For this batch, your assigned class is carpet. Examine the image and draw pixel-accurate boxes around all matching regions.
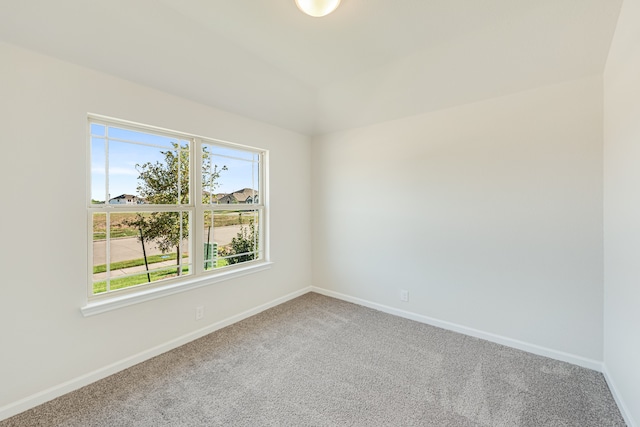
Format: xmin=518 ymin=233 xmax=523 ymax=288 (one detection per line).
xmin=1 ymin=293 xmax=626 ymax=426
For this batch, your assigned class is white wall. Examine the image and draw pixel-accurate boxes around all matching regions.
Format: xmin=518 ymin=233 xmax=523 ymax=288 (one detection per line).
xmin=312 ymin=76 xmax=604 ymax=362
xmin=0 ymin=42 xmax=311 ymax=414
xmin=604 ymin=0 xmax=640 ymax=424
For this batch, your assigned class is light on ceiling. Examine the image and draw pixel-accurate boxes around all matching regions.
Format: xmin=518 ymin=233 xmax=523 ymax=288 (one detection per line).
xmin=295 ymin=0 xmax=341 ymax=17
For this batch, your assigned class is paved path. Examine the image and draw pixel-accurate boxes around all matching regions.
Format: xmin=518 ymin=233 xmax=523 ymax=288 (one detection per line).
xmin=93 ymin=224 xmax=243 ymax=265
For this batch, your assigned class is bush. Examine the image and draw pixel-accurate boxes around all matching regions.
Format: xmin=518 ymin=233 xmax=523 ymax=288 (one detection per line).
xmin=220 ymin=217 xmax=258 ymax=264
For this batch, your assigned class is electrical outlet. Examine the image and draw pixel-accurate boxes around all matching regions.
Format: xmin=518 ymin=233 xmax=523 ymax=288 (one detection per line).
xmin=195 ymin=306 xmax=204 ymax=320
xmin=400 ymin=290 xmax=409 ymax=302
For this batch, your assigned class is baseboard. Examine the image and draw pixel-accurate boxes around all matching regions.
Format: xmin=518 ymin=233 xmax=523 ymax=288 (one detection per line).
xmin=603 ymin=364 xmax=638 ymax=427
xmin=0 ymin=286 xmax=312 ymax=422
xmin=310 ymin=287 xmax=603 ymax=372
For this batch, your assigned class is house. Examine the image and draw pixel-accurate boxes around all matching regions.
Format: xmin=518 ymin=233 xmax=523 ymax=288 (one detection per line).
xmin=108 ymin=194 xmax=144 ymax=205
xmin=215 ymin=188 xmax=258 ymax=204
xmin=1 ymin=1 xmax=639 ymax=425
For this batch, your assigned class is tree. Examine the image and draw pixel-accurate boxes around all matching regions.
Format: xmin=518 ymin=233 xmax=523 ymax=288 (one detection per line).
xmin=129 ymin=143 xmax=226 ymax=276
xmin=136 ymin=142 xmax=190 ymax=205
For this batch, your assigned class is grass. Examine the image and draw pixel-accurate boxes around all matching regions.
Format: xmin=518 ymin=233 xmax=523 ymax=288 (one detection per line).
xmin=93 ymin=253 xmax=186 ymax=274
xmin=93 ymin=229 xmax=139 ymax=239
xmin=93 ymin=257 xmax=229 ymax=294
xmin=93 ymin=266 xmax=190 ymax=294
xmin=206 ymin=257 xmax=229 ymax=271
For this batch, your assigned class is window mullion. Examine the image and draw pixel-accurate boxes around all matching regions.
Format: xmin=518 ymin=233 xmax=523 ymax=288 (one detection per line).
xmin=194 ymin=138 xmax=204 ymax=275
xmin=104 ymin=128 xmax=110 ymax=204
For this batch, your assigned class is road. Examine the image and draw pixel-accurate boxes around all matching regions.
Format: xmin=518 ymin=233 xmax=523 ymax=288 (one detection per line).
xmin=93 ymin=224 xmax=243 ymax=265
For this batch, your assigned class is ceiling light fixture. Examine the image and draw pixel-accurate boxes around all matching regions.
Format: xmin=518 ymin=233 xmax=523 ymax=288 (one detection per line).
xmin=295 ymin=0 xmax=341 ymax=17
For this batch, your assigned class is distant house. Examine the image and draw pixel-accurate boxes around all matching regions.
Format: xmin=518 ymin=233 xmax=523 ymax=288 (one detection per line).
xmin=203 ymin=191 xmax=226 ymax=204
xmin=216 ymin=188 xmax=258 ymax=204
xmin=109 ymin=194 xmax=145 ymax=205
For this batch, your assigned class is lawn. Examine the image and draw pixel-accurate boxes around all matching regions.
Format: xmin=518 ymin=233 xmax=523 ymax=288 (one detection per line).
xmin=93 ymin=266 xmax=190 ymax=294
xmin=93 ymin=253 xmax=185 ymax=274
xmin=93 ymin=256 xmax=229 ymax=294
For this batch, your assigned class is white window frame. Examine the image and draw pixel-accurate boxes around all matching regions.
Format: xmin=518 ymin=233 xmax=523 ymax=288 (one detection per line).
xmin=82 ymin=115 xmax=270 ymax=316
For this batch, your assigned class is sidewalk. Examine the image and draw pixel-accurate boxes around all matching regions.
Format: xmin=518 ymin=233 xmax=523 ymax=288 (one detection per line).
xmin=93 ymin=224 xmax=241 ymax=265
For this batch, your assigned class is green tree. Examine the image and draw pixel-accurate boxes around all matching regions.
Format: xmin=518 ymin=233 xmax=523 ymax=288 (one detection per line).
xmin=137 ymin=142 xmax=190 ymax=205
xmin=130 ymin=143 xmax=226 ymax=276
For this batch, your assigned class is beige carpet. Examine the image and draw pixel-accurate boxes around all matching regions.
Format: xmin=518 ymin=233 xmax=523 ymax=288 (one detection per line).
xmin=1 ymin=293 xmax=626 ymax=426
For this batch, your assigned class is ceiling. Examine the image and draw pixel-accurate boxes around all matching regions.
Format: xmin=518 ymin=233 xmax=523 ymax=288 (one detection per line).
xmin=0 ymin=0 xmax=623 ymax=135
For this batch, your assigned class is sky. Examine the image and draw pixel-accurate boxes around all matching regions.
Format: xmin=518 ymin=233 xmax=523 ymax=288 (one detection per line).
xmin=91 ymin=123 xmax=259 ymax=202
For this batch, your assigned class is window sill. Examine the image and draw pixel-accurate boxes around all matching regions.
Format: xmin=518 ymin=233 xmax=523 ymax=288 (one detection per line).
xmin=81 ymin=262 xmax=273 ymax=317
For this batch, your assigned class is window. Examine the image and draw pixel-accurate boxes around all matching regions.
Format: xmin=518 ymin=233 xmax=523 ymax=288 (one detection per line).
xmin=88 ymin=116 xmax=267 ymax=302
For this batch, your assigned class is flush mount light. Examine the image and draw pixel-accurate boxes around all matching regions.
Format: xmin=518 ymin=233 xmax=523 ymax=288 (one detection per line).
xmin=295 ymin=0 xmax=341 ymax=17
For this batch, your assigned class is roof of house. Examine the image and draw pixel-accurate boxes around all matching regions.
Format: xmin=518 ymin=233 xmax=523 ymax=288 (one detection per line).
xmin=110 ymin=194 xmax=138 ymax=200
xmin=230 ymin=188 xmax=258 ymax=202
xmin=215 ymin=189 xmax=258 ymax=203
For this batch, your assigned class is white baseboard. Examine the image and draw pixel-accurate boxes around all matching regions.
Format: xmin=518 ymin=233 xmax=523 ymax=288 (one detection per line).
xmin=310 ymin=287 xmax=604 ymax=372
xmin=602 ymin=364 xmax=638 ymax=427
xmin=0 ymin=286 xmax=312 ymax=422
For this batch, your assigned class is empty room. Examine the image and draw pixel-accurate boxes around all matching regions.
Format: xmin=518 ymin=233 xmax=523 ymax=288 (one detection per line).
xmin=1 ymin=0 xmax=638 ymax=425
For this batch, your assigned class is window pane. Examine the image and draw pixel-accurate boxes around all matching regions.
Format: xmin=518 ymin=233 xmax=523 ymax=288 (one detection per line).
xmin=207 ymin=145 xmax=255 ymax=162
xmin=91 ymin=123 xmax=105 ymax=137
xmin=92 ymin=213 xmax=107 ymax=293
xmin=107 ymin=126 xmax=186 ymax=149
xmin=203 ymin=144 xmax=259 ymax=205
xmin=91 ymin=137 xmax=107 ymax=203
xmin=207 ymin=210 xmax=260 ymax=269
xmin=203 ymin=210 xmax=218 ymax=270
xmin=92 ymin=211 xmax=191 ymax=294
xmin=202 ymin=145 xmax=228 ymax=205
xmin=107 ymin=140 xmax=189 ymax=205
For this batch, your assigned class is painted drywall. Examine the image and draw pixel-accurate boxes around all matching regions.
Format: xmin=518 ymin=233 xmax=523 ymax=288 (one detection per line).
xmin=0 ymin=42 xmax=311 ymax=412
xmin=312 ymin=76 xmax=604 ymax=361
xmin=315 ymin=0 xmax=622 ymax=135
xmin=603 ymin=0 xmax=640 ymax=424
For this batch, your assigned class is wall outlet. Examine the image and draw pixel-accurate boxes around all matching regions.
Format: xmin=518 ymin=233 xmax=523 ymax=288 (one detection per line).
xmin=195 ymin=306 xmax=204 ymax=320
xmin=400 ymin=290 xmax=409 ymax=302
